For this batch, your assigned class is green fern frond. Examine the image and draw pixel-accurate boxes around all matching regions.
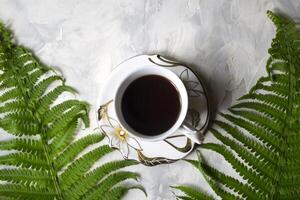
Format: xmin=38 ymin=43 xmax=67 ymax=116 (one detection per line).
xmin=172 ymin=186 xmax=214 ymax=200
xmin=250 ymin=82 xmax=289 ymax=97
xmin=0 ymin=168 xmax=50 ymax=186
xmin=200 ymin=143 xmax=270 ymax=193
xmin=54 ymin=134 xmax=104 ymax=169
xmin=64 ymin=160 xmax=138 ymax=199
xmin=0 ymin=88 xmax=21 ymax=102
xmin=36 ymin=85 xmax=76 ymax=114
xmin=0 ymin=184 xmax=56 ymax=199
xmin=83 ymin=171 xmax=140 ymax=200
xmin=175 ymin=11 xmax=300 ymax=200
xmin=27 ymin=68 xmax=47 ymax=86
xmin=209 ymin=130 xmax=277 ymax=179
xmin=3 ymin=110 xmax=36 ymax=122
xmin=231 ymin=101 xmax=285 ymax=120
xmin=175 ymin=196 xmax=195 ymax=200
xmin=95 ymin=185 xmax=146 ymax=200
xmin=59 ymin=146 xmax=114 ymax=190
xmin=43 ymin=99 xmax=88 ymax=124
xmin=0 ymin=138 xmax=43 ymax=155
xmin=193 ymin=156 xmax=239 ymax=200
xmin=29 ymin=75 xmax=63 ymax=101
xmin=46 ymin=106 xmax=88 ymax=138
xmin=0 ymin=20 xmax=144 ymax=200
xmin=228 ymin=109 xmax=283 ymax=138
xmin=0 ymin=22 xmax=13 ymax=47
xmin=0 ymin=100 xmax=29 ymax=114
xmin=239 ymin=93 xmax=288 ymax=109
xmin=217 ymin=116 xmax=282 ymax=149
xmin=49 ymin=119 xmax=78 ymax=156
xmin=0 ymin=77 xmax=15 ymax=89
xmin=0 ymin=152 xmax=48 ymax=169
xmin=1 ymin=121 xmax=39 ymax=136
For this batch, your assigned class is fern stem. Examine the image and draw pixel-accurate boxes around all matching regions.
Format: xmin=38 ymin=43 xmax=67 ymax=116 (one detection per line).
xmin=270 ymin=26 xmax=297 ymax=199
xmin=7 ymin=47 xmax=64 ymax=199
xmin=41 ymin=135 xmax=64 ymax=200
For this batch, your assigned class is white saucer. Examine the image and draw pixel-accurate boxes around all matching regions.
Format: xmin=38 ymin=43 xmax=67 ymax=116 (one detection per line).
xmin=96 ymin=55 xmax=209 ymax=166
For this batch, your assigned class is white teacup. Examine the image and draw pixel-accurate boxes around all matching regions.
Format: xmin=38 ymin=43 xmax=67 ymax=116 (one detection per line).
xmin=114 ymin=65 xmax=202 ymax=144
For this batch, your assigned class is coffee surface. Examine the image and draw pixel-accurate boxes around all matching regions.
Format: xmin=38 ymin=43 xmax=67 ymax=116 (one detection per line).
xmin=121 ymin=75 xmax=181 ymax=136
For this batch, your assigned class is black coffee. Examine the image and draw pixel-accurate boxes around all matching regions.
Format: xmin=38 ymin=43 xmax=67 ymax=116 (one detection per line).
xmin=121 ymin=75 xmax=181 ymax=136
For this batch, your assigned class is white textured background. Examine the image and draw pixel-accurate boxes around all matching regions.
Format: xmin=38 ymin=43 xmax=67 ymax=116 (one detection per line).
xmin=0 ymin=0 xmax=300 ymax=199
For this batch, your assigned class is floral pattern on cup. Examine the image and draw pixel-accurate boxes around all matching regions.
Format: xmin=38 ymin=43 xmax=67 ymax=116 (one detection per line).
xmin=179 ymin=69 xmax=204 ymax=97
xmin=98 ymin=101 xmax=142 ymax=159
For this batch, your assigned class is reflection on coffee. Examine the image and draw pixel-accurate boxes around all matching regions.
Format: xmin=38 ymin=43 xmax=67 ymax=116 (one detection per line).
xmin=121 ymin=75 xmax=181 ymax=136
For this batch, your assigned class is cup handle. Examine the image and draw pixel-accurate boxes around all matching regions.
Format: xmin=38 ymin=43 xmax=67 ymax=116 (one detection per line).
xmin=178 ymin=121 xmax=203 ymax=144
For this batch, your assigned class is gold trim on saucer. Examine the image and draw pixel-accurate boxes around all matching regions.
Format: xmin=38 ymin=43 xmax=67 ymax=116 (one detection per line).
xmin=164 ymin=135 xmax=192 ymax=153
xmin=137 ymin=150 xmax=177 ymax=166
